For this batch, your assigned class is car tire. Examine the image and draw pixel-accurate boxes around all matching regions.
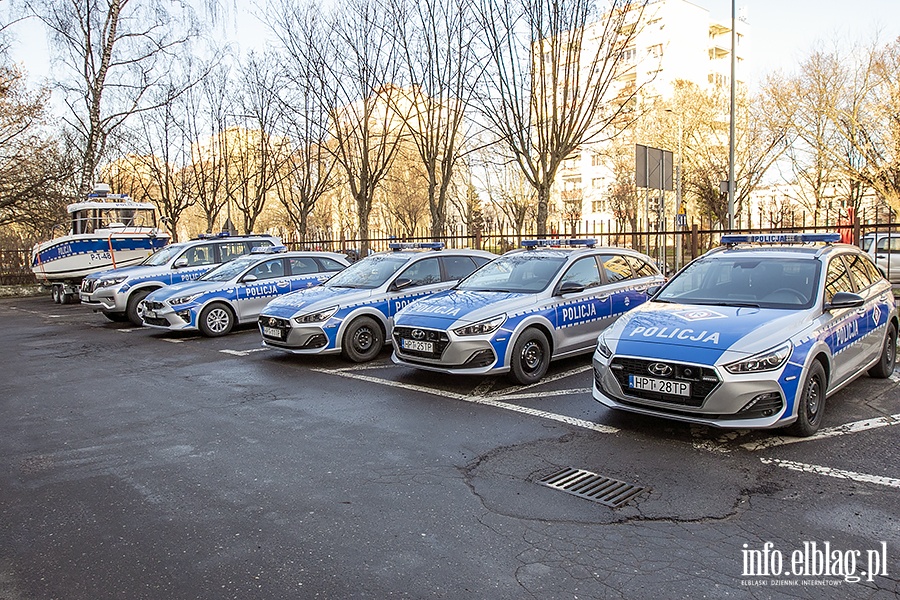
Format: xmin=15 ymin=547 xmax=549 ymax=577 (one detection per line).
xmin=509 ymin=328 xmax=550 ymax=385
xmin=102 ymin=311 xmax=129 ymax=323
xmin=51 ymin=285 xmax=61 ymax=304
xmin=868 ymin=322 xmax=897 ymax=379
xmin=126 ymin=289 xmax=151 ymax=326
xmin=341 ymin=316 xmax=383 ymax=363
xmin=787 ymin=360 xmax=827 ymax=437
xmin=198 ymin=303 xmax=235 ymax=337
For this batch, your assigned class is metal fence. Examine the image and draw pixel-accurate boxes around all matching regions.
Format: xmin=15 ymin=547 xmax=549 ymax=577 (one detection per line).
xmin=3 ymin=218 xmax=893 ymax=285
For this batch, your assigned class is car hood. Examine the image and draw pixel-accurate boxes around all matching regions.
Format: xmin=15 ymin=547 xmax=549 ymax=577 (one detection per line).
xmin=605 ymin=301 xmax=812 ymax=364
xmin=395 ymin=290 xmax=538 ymax=327
xmin=87 ymin=263 xmax=163 ymax=281
xmin=260 ymin=285 xmax=375 ymax=319
xmin=146 ymin=280 xmax=227 ymax=302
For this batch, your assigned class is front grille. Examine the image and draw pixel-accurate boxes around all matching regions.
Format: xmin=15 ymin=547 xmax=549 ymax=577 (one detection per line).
xmin=393 ymin=327 xmax=450 ymax=359
xmin=609 ymin=357 xmax=719 ymax=407
xmin=144 ymin=301 xmax=165 ymax=311
xmin=143 ymin=316 xmax=169 ymax=327
xmin=81 ymin=279 xmax=99 ymax=293
xmin=259 ymin=316 xmax=290 ymax=329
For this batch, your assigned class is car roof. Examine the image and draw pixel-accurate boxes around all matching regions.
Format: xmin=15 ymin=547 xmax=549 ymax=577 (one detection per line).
xmin=504 ymin=246 xmax=650 ymax=259
xmin=371 ymin=248 xmax=494 ymax=258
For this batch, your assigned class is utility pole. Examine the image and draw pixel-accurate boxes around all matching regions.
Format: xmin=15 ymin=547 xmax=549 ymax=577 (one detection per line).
xmin=727 ymin=0 xmax=737 ymax=230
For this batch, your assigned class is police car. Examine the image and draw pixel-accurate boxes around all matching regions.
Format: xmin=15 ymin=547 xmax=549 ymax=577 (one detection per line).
xmin=257 ymin=243 xmax=495 ymax=362
xmin=80 ymin=233 xmax=279 ymax=325
xmin=391 ymin=239 xmax=665 ymax=384
xmin=140 ymin=247 xmax=349 ymax=337
xmin=592 ymin=233 xmax=898 ymax=436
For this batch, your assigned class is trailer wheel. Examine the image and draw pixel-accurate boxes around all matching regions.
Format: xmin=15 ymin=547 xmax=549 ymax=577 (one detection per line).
xmin=51 ymin=285 xmax=61 ymax=304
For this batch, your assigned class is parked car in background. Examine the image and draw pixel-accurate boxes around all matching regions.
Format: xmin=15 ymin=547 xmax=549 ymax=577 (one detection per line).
xmin=80 ymin=233 xmax=279 ymax=325
xmin=141 ymin=247 xmax=349 ymax=337
xmin=861 ymin=232 xmax=900 ymax=284
xmin=391 ymin=239 xmax=665 ymax=384
xmin=258 ymin=243 xmax=495 ymax=362
xmin=593 ymin=233 xmax=898 ymax=436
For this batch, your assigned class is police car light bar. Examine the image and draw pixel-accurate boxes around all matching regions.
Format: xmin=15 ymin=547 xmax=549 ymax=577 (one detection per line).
xmin=388 ymin=242 xmax=444 ymax=251
xmin=251 ymin=245 xmax=287 ymax=254
xmin=720 ymin=233 xmax=841 ymax=245
xmin=521 ymin=238 xmax=597 ymax=249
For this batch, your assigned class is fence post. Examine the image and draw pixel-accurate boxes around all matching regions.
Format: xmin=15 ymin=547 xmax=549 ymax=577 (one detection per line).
xmin=691 ymin=223 xmax=699 ymax=261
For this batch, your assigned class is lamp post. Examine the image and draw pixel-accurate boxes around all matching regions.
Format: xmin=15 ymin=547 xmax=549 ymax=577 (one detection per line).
xmin=666 ymin=108 xmax=683 ymax=267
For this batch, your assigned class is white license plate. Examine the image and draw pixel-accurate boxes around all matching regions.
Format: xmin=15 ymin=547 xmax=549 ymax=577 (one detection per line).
xmin=401 ymin=339 xmax=433 ymax=352
xmin=628 ymin=375 xmax=691 ymax=397
xmin=262 ymin=326 xmax=283 ymax=339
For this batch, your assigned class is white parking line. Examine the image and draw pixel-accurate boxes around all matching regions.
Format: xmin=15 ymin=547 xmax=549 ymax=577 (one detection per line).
xmin=497 ymin=387 xmax=591 ymax=401
xmin=117 ymin=328 xmax=137 ymax=333
xmin=220 ymin=348 xmax=269 ymax=357
xmin=741 ymin=413 xmax=900 ymax=451
xmin=314 ymin=369 xmax=618 ymax=434
xmin=162 ymin=337 xmax=201 ymax=344
xmin=488 ymin=365 xmax=591 ymax=396
xmin=760 ymin=458 xmax=900 ymax=489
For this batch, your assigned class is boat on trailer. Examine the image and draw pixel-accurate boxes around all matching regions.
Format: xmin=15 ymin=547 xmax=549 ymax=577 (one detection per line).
xmin=31 ymin=184 xmax=170 ymax=303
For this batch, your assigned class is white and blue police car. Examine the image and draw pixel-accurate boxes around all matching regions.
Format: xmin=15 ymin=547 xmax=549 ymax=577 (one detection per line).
xmin=80 ymin=233 xmax=279 ymax=325
xmin=257 ymin=243 xmax=495 ymax=362
xmin=592 ymin=233 xmax=898 ymax=436
xmin=139 ymin=247 xmax=349 ymax=337
xmin=391 ymin=239 xmax=665 ymax=384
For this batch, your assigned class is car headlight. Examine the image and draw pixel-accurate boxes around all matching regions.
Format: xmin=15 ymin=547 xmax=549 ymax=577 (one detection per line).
xmin=97 ymin=276 xmax=128 ymax=288
xmin=596 ymin=332 xmax=612 ymax=359
xmin=293 ymin=306 xmax=338 ymax=324
xmin=453 ymin=314 xmax=506 ymax=337
xmin=724 ymin=342 xmax=792 ymax=374
xmin=168 ymin=293 xmax=203 ymax=306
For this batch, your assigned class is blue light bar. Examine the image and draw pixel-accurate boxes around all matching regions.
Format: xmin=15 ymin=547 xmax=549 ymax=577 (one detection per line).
xmin=251 ymin=245 xmax=287 ymax=254
xmin=388 ymin=242 xmax=444 ymax=251
xmin=521 ymin=238 xmax=597 ymax=249
xmin=720 ymin=233 xmax=841 ymax=245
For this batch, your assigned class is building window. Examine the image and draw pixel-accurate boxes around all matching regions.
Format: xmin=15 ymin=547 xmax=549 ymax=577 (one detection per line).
xmin=591 ymin=153 xmax=603 ymax=167
xmin=592 ymin=178 xmax=603 ymax=189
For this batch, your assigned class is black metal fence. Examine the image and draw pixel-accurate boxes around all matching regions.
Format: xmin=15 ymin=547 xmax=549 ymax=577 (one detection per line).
xmin=4 ymin=218 xmax=894 ymax=285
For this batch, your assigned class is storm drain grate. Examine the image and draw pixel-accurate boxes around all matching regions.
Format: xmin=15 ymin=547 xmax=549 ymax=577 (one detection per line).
xmin=538 ymin=467 xmax=646 ymax=508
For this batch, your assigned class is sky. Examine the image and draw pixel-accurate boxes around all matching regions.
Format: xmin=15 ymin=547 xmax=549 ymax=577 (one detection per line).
xmin=4 ymin=0 xmax=900 ymax=91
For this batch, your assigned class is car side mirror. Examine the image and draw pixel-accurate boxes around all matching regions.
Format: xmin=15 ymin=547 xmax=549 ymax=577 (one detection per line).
xmin=556 ymin=281 xmax=585 ymax=295
xmin=391 ymin=277 xmax=413 ymax=291
xmin=825 ymin=291 xmax=864 ymax=310
xmin=242 ymin=274 xmax=258 ymax=284
xmin=173 ymin=258 xmax=188 ymax=269
xmin=647 ymin=284 xmax=662 ymax=297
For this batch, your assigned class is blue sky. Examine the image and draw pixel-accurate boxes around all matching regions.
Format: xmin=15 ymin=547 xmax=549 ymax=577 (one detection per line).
xmin=5 ymin=0 xmax=899 ymax=89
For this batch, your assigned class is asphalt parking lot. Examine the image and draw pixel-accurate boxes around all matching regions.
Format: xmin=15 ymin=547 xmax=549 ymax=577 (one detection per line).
xmin=1 ymin=296 xmax=899 ymax=599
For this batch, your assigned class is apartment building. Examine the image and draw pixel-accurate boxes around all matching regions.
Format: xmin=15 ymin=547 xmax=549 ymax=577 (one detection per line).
xmin=556 ymin=0 xmax=749 ymax=228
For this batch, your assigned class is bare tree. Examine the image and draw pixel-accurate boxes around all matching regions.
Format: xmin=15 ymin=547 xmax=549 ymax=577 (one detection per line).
xmin=28 ymin=0 xmax=198 ymax=197
xmin=477 ymin=0 xmax=645 ymax=236
xmin=390 ymin=0 xmax=484 ymax=239
xmin=320 ymin=0 xmax=409 ymax=256
xmin=378 ymin=153 xmax=430 ymax=237
xmin=271 ymin=2 xmax=341 ymax=243
xmin=230 ymin=52 xmax=292 ymax=234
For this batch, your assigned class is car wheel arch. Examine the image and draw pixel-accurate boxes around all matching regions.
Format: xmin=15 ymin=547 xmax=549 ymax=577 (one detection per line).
xmin=336 ymin=309 xmax=389 ymax=350
xmin=503 ymin=316 xmax=556 ymax=366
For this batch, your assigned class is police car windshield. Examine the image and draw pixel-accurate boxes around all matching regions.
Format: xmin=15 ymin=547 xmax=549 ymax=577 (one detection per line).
xmin=325 ymin=254 xmax=408 ymax=289
xmin=457 ymin=254 xmax=566 ymax=293
xmin=656 ymin=257 xmax=821 ymax=309
xmin=143 ymin=244 xmax=185 ymax=266
xmin=200 ymin=256 xmax=257 ymax=282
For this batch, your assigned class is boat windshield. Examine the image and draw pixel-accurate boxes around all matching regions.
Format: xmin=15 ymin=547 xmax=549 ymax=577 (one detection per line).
xmin=71 ymin=206 xmax=157 ymax=234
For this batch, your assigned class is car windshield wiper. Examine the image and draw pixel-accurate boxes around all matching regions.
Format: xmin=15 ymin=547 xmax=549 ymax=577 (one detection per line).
xmin=700 ymin=300 xmax=760 ymax=308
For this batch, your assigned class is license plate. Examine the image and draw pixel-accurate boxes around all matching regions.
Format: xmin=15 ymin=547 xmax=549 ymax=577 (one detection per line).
xmin=262 ymin=326 xmax=283 ymax=339
xmin=401 ymin=339 xmax=433 ymax=353
xmin=628 ymin=375 xmax=691 ymax=397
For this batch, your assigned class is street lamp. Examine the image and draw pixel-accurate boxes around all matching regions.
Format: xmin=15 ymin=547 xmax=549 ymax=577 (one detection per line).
xmin=665 ymin=108 xmax=683 ymax=267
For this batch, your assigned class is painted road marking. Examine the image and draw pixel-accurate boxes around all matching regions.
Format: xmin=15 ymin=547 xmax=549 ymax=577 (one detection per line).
xmin=162 ymin=337 xmax=201 ymax=344
xmin=489 ymin=364 xmax=591 ymax=396
xmin=314 ymin=369 xmax=618 ymax=434
xmin=742 ymin=413 xmax=900 ymax=451
xmin=760 ymin=458 xmax=900 ymax=489
xmin=220 ymin=347 xmax=269 ymax=357
xmin=497 ymin=387 xmax=592 ymax=401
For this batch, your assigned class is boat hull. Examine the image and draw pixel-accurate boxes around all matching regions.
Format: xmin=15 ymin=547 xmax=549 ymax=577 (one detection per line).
xmin=32 ymin=232 xmax=170 ymax=282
